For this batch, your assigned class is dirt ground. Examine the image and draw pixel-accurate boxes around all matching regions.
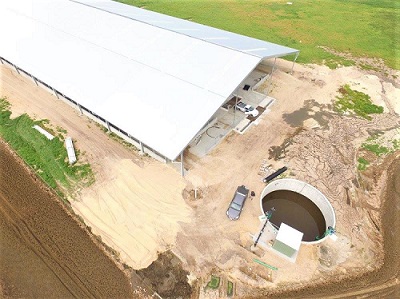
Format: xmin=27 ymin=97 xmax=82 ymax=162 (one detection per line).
xmin=1 ymin=58 xmax=400 ymax=298
xmin=264 ymin=153 xmax=400 ymax=299
xmin=0 ymin=64 xmax=193 ymax=271
xmin=178 ymin=61 xmax=400 ymax=298
xmin=0 ymin=140 xmax=134 ymax=298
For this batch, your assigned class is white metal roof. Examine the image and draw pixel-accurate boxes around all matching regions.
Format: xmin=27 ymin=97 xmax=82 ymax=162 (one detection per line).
xmin=72 ymin=0 xmax=299 ymax=59
xmin=276 ymin=223 xmax=304 ymax=251
xmin=0 ymin=0 xmax=299 ymax=160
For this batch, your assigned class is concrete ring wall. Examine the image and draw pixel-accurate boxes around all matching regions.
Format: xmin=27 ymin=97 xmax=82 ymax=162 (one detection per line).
xmin=260 ymin=178 xmax=336 ymax=244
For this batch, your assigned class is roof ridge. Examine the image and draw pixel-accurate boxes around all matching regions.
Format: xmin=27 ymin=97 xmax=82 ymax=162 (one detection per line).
xmin=69 ymin=0 xmax=299 ymax=59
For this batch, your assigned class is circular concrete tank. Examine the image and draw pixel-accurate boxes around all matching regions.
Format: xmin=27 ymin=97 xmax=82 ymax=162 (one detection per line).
xmin=260 ymin=178 xmax=336 ymax=244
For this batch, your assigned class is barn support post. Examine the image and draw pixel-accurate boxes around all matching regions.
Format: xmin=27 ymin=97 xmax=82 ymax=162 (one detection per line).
xmin=31 ymin=74 xmax=38 ymax=86
xmin=291 ymin=52 xmax=299 ymax=74
xmin=232 ymin=94 xmax=239 ymax=127
xmin=105 ymin=121 xmax=111 ymax=132
xmin=52 ymin=88 xmax=59 ymax=99
xmin=76 ymin=104 xmax=83 ymax=115
xmin=13 ymin=64 xmax=20 ymax=74
xmin=266 ymin=58 xmax=277 ymax=96
xmin=140 ymin=141 xmax=145 ymax=155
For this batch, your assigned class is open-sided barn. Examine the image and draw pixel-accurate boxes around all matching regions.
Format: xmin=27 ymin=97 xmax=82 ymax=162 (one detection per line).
xmin=0 ymin=0 xmax=299 ymax=173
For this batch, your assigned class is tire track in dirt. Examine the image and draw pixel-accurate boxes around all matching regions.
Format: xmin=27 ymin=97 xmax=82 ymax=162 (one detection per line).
xmin=0 ymin=194 xmax=84 ymax=298
xmin=0 ymin=139 xmax=134 ymax=298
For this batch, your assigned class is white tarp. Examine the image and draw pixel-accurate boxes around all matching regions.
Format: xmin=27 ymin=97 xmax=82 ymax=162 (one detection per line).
xmin=0 ymin=0 xmax=298 ymax=160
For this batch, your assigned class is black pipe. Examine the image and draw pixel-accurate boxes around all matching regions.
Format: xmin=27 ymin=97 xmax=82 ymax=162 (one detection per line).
xmin=263 ymin=166 xmax=288 ymax=183
xmin=253 ymin=208 xmax=275 ymax=248
xmin=253 ymin=218 xmax=269 ymax=248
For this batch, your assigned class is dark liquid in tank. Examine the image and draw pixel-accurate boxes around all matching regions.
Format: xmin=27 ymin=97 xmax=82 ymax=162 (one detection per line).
xmin=262 ymin=190 xmax=326 ymax=241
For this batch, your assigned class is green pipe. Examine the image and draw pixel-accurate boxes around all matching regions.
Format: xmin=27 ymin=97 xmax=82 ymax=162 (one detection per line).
xmin=254 ymin=258 xmax=278 ymax=271
xmin=315 ymin=226 xmax=336 ymax=240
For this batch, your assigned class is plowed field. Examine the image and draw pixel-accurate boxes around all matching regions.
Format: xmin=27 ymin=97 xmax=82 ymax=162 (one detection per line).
xmin=0 ymin=140 xmax=133 ymax=298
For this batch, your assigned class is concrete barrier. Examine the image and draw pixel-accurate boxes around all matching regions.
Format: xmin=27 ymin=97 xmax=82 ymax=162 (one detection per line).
xmin=65 ymin=137 xmax=77 ymax=165
xmin=33 ymin=125 xmax=54 ymax=140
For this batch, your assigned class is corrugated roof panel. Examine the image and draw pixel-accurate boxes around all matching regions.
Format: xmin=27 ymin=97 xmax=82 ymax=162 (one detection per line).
xmin=74 ymin=0 xmax=299 ymax=58
xmin=0 ymin=0 xmax=298 ymax=160
xmin=13 ymin=0 xmax=262 ymax=97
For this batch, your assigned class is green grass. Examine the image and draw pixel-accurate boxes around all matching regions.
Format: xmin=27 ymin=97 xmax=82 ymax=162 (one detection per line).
xmin=334 ymin=85 xmax=384 ymax=120
xmin=359 ymin=133 xmax=399 ymax=164
xmin=227 ymin=280 xmax=234 ymax=297
xmin=0 ymin=98 xmax=94 ymax=198
xmin=116 ymin=0 xmax=399 ymax=69
xmin=362 ymin=143 xmax=389 ymax=156
xmin=357 ymin=157 xmax=370 ymax=171
xmin=95 ymin=123 xmax=139 ymax=152
xmin=206 ymin=275 xmax=220 ymax=290
xmin=393 ymin=139 xmax=400 ymax=150
xmin=325 ymin=57 xmax=355 ymax=70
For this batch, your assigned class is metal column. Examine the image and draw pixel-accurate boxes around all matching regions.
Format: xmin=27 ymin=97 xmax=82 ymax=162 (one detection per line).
xmin=31 ymin=74 xmax=38 ymax=86
xmin=105 ymin=121 xmax=111 ymax=132
xmin=13 ymin=64 xmax=20 ymax=74
xmin=76 ymin=104 xmax=83 ymax=115
xmin=232 ymin=94 xmax=239 ymax=126
xmin=52 ymin=88 xmax=59 ymax=99
xmin=266 ymin=58 xmax=277 ymax=97
xmin=291 ymin=52 xmax=299 ymax=74
xmin=140 ymin=141 xmax=145 ymax=155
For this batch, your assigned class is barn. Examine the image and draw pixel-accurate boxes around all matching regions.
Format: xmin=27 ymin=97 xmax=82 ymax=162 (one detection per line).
xmin=0 ymin=0 xmax=299 ymax=174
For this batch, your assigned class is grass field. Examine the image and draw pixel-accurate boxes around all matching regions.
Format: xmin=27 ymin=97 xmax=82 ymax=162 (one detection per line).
xmin=0 ymin=98 xmax=93 ymax=199
xmin=117 ymin=0 xmax=399 ymax=69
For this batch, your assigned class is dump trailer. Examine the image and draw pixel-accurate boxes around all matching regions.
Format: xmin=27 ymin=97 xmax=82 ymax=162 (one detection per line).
xmin=263 ymin=166 xmax=287 ymax=183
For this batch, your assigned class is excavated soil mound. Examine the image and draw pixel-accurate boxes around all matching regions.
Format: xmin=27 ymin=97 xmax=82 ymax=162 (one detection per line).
xmin=136 ymin=251 xmax=193 ymax=299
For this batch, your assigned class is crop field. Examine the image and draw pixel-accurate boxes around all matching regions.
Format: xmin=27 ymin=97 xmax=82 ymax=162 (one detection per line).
xmin=117 ymin=0 xmax=399 ymax=69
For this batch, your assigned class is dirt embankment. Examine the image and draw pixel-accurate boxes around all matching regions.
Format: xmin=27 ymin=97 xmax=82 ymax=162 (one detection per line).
xmin=0 ymin=140 xmax=134 ymax=298
xmin=135 ymin=251 xmax=193 ymax=299
xmin=247 ymin=153 xmax=400 ymax=299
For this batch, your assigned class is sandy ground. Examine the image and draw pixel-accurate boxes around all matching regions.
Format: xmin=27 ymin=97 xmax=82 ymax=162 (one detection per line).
xmin=1 ymin=58 xmax=400 ymax=297
xmin=0 ymin=64 xmax=192 ymax=270
xmin=73 ymin=159 xmax=192 ymax=268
